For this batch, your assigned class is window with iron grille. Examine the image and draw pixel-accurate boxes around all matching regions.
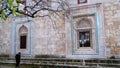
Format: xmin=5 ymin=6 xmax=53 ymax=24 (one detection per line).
xmin=79 ymin=31 xmax=91 ymax=47
xmin=19 ymin=25 xmax=28 ymax=49
xmin=20 ymin=35 xmax=27 ymax=49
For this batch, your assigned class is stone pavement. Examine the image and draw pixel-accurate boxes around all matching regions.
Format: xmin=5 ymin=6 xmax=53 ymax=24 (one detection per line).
xmin=0 ymin=66 xmax=15 ymax=68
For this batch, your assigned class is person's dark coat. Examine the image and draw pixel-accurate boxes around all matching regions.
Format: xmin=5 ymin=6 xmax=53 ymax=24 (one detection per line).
xmin=15 ymin=52 xmax=21 ymax=67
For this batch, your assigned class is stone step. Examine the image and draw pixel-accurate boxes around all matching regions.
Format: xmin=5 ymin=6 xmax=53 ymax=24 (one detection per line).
xmin=0 ymin=57 xmax=120 ymax=68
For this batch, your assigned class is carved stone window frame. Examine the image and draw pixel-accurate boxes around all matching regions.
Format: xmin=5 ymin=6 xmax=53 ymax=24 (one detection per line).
xmin=75 ymin=18 xmax=92 ymax=48
xmin=72 ymin=13 xmax=98 ymax=55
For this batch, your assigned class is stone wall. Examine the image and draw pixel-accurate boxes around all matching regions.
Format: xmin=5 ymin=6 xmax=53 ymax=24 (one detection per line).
xmin=0 ymin=18 xmax=13 ymax=57
xmin=0 ymin=14 xmax=66 ymax=57
xmin=103 ymin=0 xmax=120 ymax=57
xmin=33 ymin=13 xmax=66 ymax=56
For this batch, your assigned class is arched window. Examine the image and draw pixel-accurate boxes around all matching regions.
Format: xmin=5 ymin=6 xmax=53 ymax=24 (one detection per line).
xmin=19 ymin=25 xmax=28 ymax=49
xmin=76 ymin=18 xmax=92 ymax=47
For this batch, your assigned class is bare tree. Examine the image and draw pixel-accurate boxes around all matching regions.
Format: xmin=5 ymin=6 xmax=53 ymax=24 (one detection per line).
xmin=0 ymin=0 xmax=70 ymax=19
xmin=24 ymin=0 xmax=69 ymax=17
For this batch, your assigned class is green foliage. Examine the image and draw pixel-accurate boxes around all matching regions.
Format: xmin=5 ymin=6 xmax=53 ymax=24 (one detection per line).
xmin=0 ymin=0 xmax=21 ymax=20
xmin=1 ymin=10 xmax=7 ymax=20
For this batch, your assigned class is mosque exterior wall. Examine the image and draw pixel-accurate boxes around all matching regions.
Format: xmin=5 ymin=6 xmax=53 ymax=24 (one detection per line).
xmin=0 ymin=0 xmax=120 ymax=59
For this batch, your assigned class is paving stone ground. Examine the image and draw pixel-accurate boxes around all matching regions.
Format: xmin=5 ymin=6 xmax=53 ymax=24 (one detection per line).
xmin=0 ymin=65 xmax=117 ymax=68
xmin=0 ymin=66 xmax=15 ymax=68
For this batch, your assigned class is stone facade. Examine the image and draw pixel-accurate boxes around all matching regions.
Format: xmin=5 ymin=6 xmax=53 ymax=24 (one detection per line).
xmin=66 ymin=1 xmax=105 ymax=58
xmin=0 ymin=0 xmax=120 ymax=59
xmin=103 ymin=0 xmax=120 ymax=58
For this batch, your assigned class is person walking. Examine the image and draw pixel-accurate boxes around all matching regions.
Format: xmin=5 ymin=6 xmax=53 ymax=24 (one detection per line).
xmin=15 ymin=52 xmax=21 ymax=68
